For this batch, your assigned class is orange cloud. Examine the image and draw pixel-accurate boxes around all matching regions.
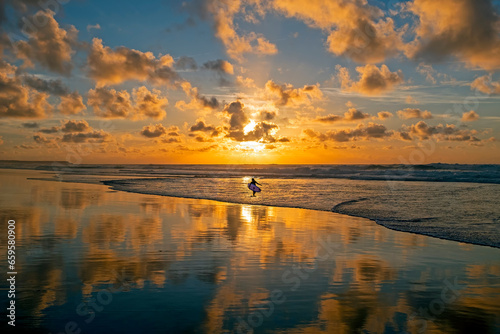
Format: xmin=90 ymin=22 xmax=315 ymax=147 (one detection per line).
xmin=316 ymin=107 xmax=370 ymax=123
xmin=87 ymin=38 xmax=178 ymax=87
xmin=264 ymin=80 xmax=323 ymax=107
xmin=201 ymin=59 xmax=234 ymax=74
xmin=61 ymin=130 xmax=111 ymax=143
xmin=271 ymin=0 xmax=403 ymax=63
xmin=462 ymin=110 xmax=479 ymax=122
xmin=470 ymin=75 xmax=500 ymax=95
xmin=408 ymin=121 xmax=480 ymax=141
xmin=14 ymin=10 xmax=78 ymax=74
xmin=175 ymin=81 xmax=219 ymax=111
xmin=304 ymin=123 xmax=392 ymax=142
xmin=61 ymin=120 xmax=90 ymax=133
xmin=58 ymin=92 xmax=86 ymax=115
xmin=377 ymin=111 xmax=393 ymax=119
xmin=133 ymin=86 xmax=168 ymax=120
xmin=140 ymin=124 xmax=168 ymax=138
xmin=205 ymin=0 xmax=277 ymax=61
xmin=397 ymin=108 xmax=433 ymax=119
xmin=406 ymin=0 xmax=500 ymax=70
xmin=0 ymin=64 xmax=51 ymax=118
xmin=337 ymin=64 xmax=403 ymax=95
xmin=87 ymin=86 xmax=167 ymax=120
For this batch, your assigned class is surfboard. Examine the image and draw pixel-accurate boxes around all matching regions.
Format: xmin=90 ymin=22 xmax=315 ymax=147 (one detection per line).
xmin=248 ymin=183 xmax=261 ymax=192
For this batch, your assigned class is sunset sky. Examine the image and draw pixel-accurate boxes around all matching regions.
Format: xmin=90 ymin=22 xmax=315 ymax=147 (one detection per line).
xmin=1 ymin=0 xmax=500 ymax=164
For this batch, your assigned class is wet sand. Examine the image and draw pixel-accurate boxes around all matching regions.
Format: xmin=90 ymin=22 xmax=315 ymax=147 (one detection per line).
xmin=0 ymin=169 xmax=499 ymax=333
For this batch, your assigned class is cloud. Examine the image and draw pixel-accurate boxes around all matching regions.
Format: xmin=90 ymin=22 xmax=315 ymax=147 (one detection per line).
xmin=0 ymin=66 xmax=51 ymax=118
xmin=270 ymin=0 xmax=403 ymax=63
xmin=377 ymin=111 xmax=393 ymax=119
xmin=62 ymin=130 xmax=111 ymax=143
xmin=408 ymin=121 xmax=480 ymax=141
xmin=87 ymin=38 xmax=179 ymax=86
xmin=33 ymin=134 xmax=53 ymax=144
xmin=416 ymin=63 xmax=437 ymax=84
xmin=304 ymin=122 xmax=392 ymax=142
xmin=259 ymin=110 xmax=276 ymax=121
xmin=38 ymin=126 xmax=59 ymax=134
xmin=470 ymin=75 xmax=500 ymax=95
xmin=336 ymin=64 xmax=403 ymax=95
xmin=174 ymin=56 xmax=198 ymax=70
xmin=22 ymin=122 xmax=39 ymax=128
xmin=14 ymin=10 xmax=78 ymax=74
xmin=316 ymin=107 xmax=370 ymax=123
xmin=167 ymin=125 xmax=181 ymax=136
xmin=224 ymin=100 xmax=248 ymax=130
xmin=21 ymin=75 xmax=86 ymax=115
xmin=87 ymin=23 xmax=101 ymax=32
xmin=236 ymin=75 xmax=256 ymax=88
xmin=202 ymin=0 xmax=277 ymax=61
xmin=133 ymin=86 xmax=168 ymax=120
xmin=140 ymin=124 xmax=167 ymax=138
xmin=189 ymin=120 xmax=216 ymax=132
xmin=406 ymin=0 xmax=500 ymax=70
xmin=462 ymin=110 xmax=479 ymax=122
xmin=175 ymin=81 xmax=219 ymax=111
xmin=405 ymin=95 xmax=419 ymax=104
xmin=201 ymin=59 xmax=234 ymax=74
xmin=21 ymin=75 xmax=70 ymax=96
xmin=397 ymin=108 xmax=433 ymax=119
xmin=264 ymin=80 xmax=323 ymax=107
xmin=61 ymin=120 xmax=90 ymax=133
xmin=88 ymin=87 xmax=132 ymax=118
xmin=58 ymin=92 xmax=86 ymax=115
xmin=88 ymin=86 xmax=167 ymax=120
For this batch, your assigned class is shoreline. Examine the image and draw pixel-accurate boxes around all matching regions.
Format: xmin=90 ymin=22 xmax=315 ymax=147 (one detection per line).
xmin=1 ymin=168 xmax=499 ymax=333
xmin=6 ymin=167 xmax=500 ymax=250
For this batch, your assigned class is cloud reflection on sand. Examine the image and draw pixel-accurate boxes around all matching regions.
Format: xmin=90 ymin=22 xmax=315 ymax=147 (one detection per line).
xmin=0 ymin=169 xmax=499 ymax=333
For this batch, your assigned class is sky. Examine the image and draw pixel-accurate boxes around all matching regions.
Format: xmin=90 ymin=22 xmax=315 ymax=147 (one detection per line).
xmin=1 ymin=0 xmax=500 ymax=164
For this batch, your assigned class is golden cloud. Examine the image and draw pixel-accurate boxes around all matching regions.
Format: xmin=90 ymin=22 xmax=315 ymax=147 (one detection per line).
xmin=408 ymin=121 xmax=480 ymax=141
xmin=58 ymin=92 xmax=86 ymax=115
xmin=0 ymin=65 xmax=51 ymax=118
xmin=14 ymin=10 xmax=78 ymax=74
xmin=316 ymin=107 xmax=370 ymax=123
xmin=377 ymin=111 xmax=393 ymax=119
xmin=470 ymin=75 xmax=500 ymax=95
xmin=205 ymin=0 xmax=277 ymax=61
xmin=397 ymin=108 xmax=433 ymax=119
xmin=88 ymin=86 xmax=167 ymax=120
xmin=304 ymin=122 xmax=392 ymax=142
xmin=461 ymin=110 xmax=480 ymax=122
xmin=87 ymin=38 xmax=178 ymax=87
xmin=406 ymin=0 xmax=500 ymax=70
xmin=264 ymin=80 xmax=323 ymax=107
xmin=140 ymin=124 xmax=168 ymax=138
xmin=337 ymin=64 xmax=403 ymax=95
xmin=175 ymin=81 xmax=219 ymax=112
xmin=271 ymin=0 xmax=403 ymax=63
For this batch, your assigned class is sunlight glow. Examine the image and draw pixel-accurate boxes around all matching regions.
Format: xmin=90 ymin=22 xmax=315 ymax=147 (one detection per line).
xmin=237 ymin=141 xmax=265 ymax=152
xmin=243 ymin=120 xmax=257 ymax=134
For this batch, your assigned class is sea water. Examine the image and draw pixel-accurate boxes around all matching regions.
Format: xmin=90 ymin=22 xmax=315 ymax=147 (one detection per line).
xmin=31 ymin=163 xmax=500 ymax=248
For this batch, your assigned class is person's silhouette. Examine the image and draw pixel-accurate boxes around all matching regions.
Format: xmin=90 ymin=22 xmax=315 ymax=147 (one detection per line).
xmin=250 ymin=178 xmax=261 ymax=197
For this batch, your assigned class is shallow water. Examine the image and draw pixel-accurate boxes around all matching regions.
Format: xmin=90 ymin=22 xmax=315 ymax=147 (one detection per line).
xmin=1 ymin=169 xmax=500 ymax=333
xmin=103 ymin=176 xmax=500 ymax=248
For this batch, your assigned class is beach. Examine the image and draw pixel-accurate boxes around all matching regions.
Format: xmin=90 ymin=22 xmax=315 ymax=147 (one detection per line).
xmin=0 ymin=168 xmax=499 ymax=333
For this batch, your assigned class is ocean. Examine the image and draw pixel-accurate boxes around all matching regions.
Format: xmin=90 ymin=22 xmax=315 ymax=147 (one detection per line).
xmin=22 ymin=163 xmax=500 ymax=249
